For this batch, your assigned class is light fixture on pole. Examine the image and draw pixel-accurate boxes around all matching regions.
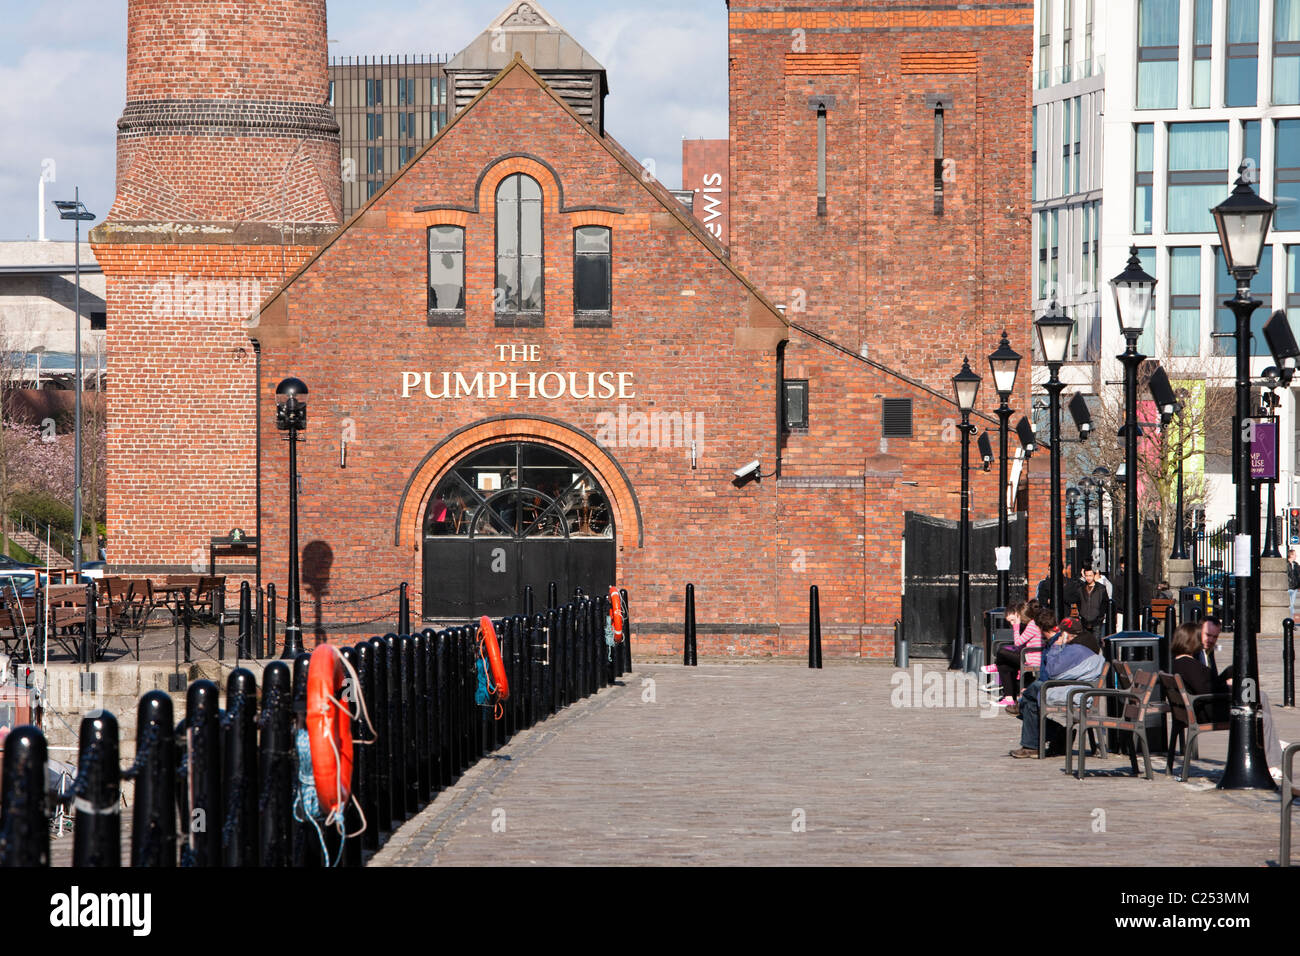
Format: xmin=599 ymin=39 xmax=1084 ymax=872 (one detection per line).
xmin=52 ymin=190 xmax=95 ymax=578
xmin=1110 ymin=246 xmax=1156 ymax=632
xmin=1210 ymin=164 xmax=1276 ymax=791
xmin=275 ymin=377 xmax=309 ymax=660
xmin=1148 ymin=365 xmax=1189 ymax=561
xmin=1035 ymin=302 xmax=1073 ymax=617
xmin=949 ymin=357 xmax=981 ymax=670
xmin=1068 ymin=392 xmax=1093 ymax=442
xmin=977 ymin=430 xmax=994 ymax=472
xmin=1016 ymin=416 xmax=1036 ymax=457
xmin=1079 ymin=477 xmax=1096 ymax=567
xmin=988 ymin=331 xmax=1021 ymax=607
xmin=1092 ymin=465 xmax=1111 ymax=573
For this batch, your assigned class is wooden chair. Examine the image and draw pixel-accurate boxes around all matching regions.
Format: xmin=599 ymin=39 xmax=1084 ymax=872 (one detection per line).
xmin=1159 ymin=671 xmax=1230 ymax=782
xmin=1066 ymin=668 xmax=1160 ymax=780
xmin=0 ymin=593 xmax=42 ymax=662
xmin=45 ymin=584 xmax=93 ymax=661
xmin=1040 ymin=661 xmax=1111 ymax=760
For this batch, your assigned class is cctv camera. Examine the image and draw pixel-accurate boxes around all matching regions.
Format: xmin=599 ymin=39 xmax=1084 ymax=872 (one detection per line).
xmin=734 ymin=460 xmax=761 ymax=480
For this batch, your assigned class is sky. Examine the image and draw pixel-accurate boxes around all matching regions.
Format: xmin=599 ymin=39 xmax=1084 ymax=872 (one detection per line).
xmin=0 ymin=0 xmax=729 ymax=242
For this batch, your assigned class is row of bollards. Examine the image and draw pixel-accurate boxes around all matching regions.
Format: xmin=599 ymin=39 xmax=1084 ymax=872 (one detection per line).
xmin=0 ymin=591 xmax=632 ymax=867
xmin=1286 ymin=618 xmax=1296 ymax=708
xmin=680 ymin=583 xmax=824 ymax=667
xmin=683 ymin=584 xmax=697 ymax=666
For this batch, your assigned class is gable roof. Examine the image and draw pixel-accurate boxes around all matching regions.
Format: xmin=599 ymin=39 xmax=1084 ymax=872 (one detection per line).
xmin=445 ymin=1 xmax=606 ymax=75
xmin=251 ymin=54 xmax=785 ymax=329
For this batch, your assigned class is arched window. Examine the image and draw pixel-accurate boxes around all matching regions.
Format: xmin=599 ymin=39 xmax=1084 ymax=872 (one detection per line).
xmin=495 ymin=173 xmax=543 ymax=322
xmin=427 ymin=225 xmax=465 ymax=324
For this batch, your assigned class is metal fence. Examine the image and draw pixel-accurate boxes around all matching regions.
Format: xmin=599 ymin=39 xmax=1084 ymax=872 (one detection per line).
xmin=0 ymin=587 xmax=632 ymax=866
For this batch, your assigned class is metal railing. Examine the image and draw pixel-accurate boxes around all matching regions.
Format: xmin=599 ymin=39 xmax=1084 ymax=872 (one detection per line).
xmin=8 ymin=509 xmax=78 ymax=566
xmin=0 ymin=586 xmax=632 ymax=867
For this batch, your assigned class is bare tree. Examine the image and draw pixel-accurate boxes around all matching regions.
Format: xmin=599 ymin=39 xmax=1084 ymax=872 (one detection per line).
xmin=0 ymin=324 xmax=34 ymax=559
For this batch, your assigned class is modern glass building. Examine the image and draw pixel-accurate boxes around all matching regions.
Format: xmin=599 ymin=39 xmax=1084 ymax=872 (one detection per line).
xmin=1034 ymin=0 xmax=1300 ymax=535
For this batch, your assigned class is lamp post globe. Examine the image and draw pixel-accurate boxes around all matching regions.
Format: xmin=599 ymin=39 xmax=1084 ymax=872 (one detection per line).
xmin=949 ymin=357 xmax=981 ymax=670
xmin=1210 ymin=167 xmax=1277 ymax=791
xmin=988 ymin=331 xmax=1021 ymax=606
xmin=275 ymin=378 xmax=309 ymax=660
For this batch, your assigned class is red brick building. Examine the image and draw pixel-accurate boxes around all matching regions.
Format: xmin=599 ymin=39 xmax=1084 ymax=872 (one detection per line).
xmin=681 ymin=139 xmax=729 ymax=248
xmin=94 ymin=0 xmax=1042 ymax=657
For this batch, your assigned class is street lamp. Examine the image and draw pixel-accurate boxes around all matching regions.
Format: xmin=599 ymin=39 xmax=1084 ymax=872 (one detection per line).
xmin=988 ymin=331 xmax=1021 ymax=606
xmin=949 ymin=357 xmax=981 ymax=670
xmin=1210 ymin=164 xmax=1276 ymax=791
xmin=1016 ymin=416 xmax=1037 ymax=456
xmin=275 ymin=377 xmax=309 ymax=659
xmin=1066 ymin=486 xmax=1080 ymax=543
xmin=52 ymin=190 xmax=95 ymax=576
xmin=977 ymin=430 xmax=994 ymax=472
xmin=1148 ymin=365 xmax=1189 ymax=561
xmin=1260 ymin=366 xmax=1282 ymax=558
xmin=1079 ymin=476 xmax=1095 ymax=561
xmin=1110 ymin=246 xmax=1156 ymax=632
xmin=1092 ymin=465 xmax=1111 ymax=573
xmin=1068 ymin=392 xmax=1093 ymax=442
xmin=1036 ymin=302 xmax=1073 ymax=617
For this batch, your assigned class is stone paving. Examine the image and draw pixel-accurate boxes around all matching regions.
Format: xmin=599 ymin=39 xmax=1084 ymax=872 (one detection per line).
xmin=371 ymin=643 xmax=1299 ymax=867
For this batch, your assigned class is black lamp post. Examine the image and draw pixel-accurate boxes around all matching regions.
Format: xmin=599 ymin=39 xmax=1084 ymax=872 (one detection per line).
xmin=1066 ymin=486 xmax=1080 ymax=540
xmin=988 ymin=332 xmax=1022 ymax=606
xmin=1079 ymin=477 xmax=1094 ymax=562
xmin=52 ymin=190 xmax=96 ymax=575
xmin=1149 ymin=365 xmax=1189 ymax=561
xmin=1211 ymin=166 xmax=1276 ymax=791
xmin=949 ymin=357 xmax=981 ymax=670
xmin=1092 ymin=466 xmax=1111 ymax=572
xmin=1110 ymin=246 xmax=1156 ymax=630
xmin=1036 ymin=304 xmax=1073 ymax=617
xmin=275 ymin=378 xmax=309 ymax=660
xmin=1261 ymin=366 xmax=1282 ymax=558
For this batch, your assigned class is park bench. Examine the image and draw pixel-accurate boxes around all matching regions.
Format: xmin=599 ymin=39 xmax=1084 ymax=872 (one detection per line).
xmin=1041 ymin=660 xmax=1111 ymax=761
xmin=1282 ymin=742 xmax=1299 ymax=866
xmin=1066 ymin=667 xmax=1160 ymax=780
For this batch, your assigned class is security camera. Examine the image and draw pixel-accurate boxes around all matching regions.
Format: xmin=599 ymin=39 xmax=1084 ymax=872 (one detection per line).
xmin=734 ymin=460 xmax=762 ymax=481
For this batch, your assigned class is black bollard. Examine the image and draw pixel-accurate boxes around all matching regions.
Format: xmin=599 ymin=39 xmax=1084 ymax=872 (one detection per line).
xmin=1285 ymin=618 xmax=1296 ymax=708
xmin=216 ymin=586 xmax=226 ymax=661
xmin=547 ymin=581 xmax=558 ymax=610
xmin=894 ymin=619 xmax=908 ymax=668
xmin=1162 ymin=608 xmax=1175 ymax=672
xmin=419 ymin=630 xmax=437 ymax=799
xmin=184 ymin=680 xmax=222 ymax=867
xmin=0 ymin=725 xmax=49 ymax=866
xmin=339 ymin=645 xmax=363 ymax=867
xmin=524 ymin=585 xmax=534 ymax=618
xmin=238 ymin=582 xmax=252 ymax=660
xmin=382 ymin=634 xmax=406 ymax=821
xmin=258 ymin=661 xmax=294 ymax=866
xmin=266 ymin=583 xmax=277 ymax=658
xmin=543 ymin=609 xmax=558 ymax=717
xmin=399 ymin=583 xmax=410 ymax=637
xmin=684 ymin=584 xmax=697 ymax=666
xmin=367 ymin=637 xmax=392 ymax=834
xmin=352 ymin=642 xmax=379 ymax=852
xmin=620 ymin=587 xmax=632 ymax=675
xmin=397 ymin=634 xmax=419 ymax=815
xmin=809 ymin=585 xmax=824 ymax=669
xmin=221 ymin=668 xmax=258 ymax=867
xmin=434 ymin=631 xmax=451 ymax=787
xmin=72 ymin=710 xmax=121 ymax=867
xmin=128 ymin=691 xmax=176 ymax=867
xmin=290 ymin=652 xmax=319 ymax=868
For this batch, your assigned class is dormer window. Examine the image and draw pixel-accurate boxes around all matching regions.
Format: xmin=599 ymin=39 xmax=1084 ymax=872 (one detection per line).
xmin=428 ymin=225 xmax=466 ymax=326
xmin=574 ymin=226 xmax=611 ymax=326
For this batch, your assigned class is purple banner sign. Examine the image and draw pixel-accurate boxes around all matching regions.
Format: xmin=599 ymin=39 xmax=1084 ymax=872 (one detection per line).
xmin=1250 ymin=420 xmax=1278 ymax=481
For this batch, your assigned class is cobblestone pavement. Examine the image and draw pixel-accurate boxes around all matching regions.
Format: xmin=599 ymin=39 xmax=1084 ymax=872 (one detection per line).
xmin=370 ymin=649 xmax=1299 ymax=867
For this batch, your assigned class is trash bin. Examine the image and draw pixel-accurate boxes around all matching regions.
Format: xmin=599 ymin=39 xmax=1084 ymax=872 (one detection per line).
xmin=1106 ymin=630 xmax=1168 ymax=754
xmin=984 ymin=607 xmax=1011 ymax=662
xmin=1180 ymin=586 xmax=1209 ymax=626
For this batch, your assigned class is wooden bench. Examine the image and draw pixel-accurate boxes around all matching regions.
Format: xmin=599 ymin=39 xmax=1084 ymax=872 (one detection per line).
xmin=1041 ymin=661 xmax=1111 ymax=760
xmin=1159 ymin=671 xmax=1230 ymax=782
xmin=1066 ymin=668 xmax=1160 ymax=780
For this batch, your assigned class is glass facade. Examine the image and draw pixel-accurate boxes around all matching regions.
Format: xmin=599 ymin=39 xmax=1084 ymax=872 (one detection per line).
xmin=1167 ymin=122 xmax=1228 ymax=233
xmin=1226 ymin=0 xmax=1260 ymax=107
xmin=1277 ymin=0 xmax=1300 ymax=104
xmin=1193 ymin=0 xmax=1213 ymax=107
xmin=1138 ymin=0 xmax=1180 ymax=109
xmin=1135 ymin=124 xmax=1154 ymax=234
xmin=1137 ymin=247 xmax=1157 ymax=355
xmin=1169 ymin=247 xmax=1201 ymax=355
xmin=1288 ymin=245 xmax=1300 ymax=340
xmin=1214 ymin=246 xmax=1273 ymax=354
xmin=1277 ymin=120 xmax=1300 ymax=231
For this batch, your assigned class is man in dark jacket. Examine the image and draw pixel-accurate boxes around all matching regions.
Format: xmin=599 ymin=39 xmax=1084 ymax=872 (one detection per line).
xmin=1075 ymin=566 xmax=1109 ymax=638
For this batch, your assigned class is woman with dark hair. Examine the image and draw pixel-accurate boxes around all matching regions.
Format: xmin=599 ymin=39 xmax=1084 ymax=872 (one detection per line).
xmin=983 ymin=598 xmax=1044 ymax=706
xmin=1171 ymin=621 xmax=1228 ymax=708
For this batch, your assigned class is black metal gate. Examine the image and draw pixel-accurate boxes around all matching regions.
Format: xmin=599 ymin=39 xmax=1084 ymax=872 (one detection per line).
xmin=421 ymin=442 xmax=617 ymax=619
xmin=902 ymin=511 xmax=1028 ymax=659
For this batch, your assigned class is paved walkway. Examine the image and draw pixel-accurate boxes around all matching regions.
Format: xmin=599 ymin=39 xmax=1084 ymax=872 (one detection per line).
xmin=370 ymin=651 xmax=1298 ymax=866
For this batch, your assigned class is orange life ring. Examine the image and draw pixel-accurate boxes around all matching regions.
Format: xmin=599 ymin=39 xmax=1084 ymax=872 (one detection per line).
xmin=478 ymin=616 xmax=509 ymax=701
xmin=306 ymin=644 xmax=353 ymax=815
xmin=609 ymin=586 xmax=624 ymax=642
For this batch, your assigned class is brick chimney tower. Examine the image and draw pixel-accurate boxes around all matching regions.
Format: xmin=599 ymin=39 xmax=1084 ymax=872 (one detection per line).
xmin=91 ymin=0 xmax=341 ymax=577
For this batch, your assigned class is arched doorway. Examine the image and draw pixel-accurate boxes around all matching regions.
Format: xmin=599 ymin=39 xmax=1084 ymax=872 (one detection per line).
xmin=422 ymin=441 xmax=616 ymax=618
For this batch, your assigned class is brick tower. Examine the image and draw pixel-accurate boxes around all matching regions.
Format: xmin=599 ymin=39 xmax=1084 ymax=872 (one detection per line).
xmin=91 ymin=0 xmax=341 ymax=575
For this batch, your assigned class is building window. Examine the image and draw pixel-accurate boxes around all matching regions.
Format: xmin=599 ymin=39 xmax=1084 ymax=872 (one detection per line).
xmin=1038 ymin=210 xmax=1049 ymax=300
xmin=428 ymin=225 xmax=466 ymax=319
xmin=366 ymin=78 xmax=382 ymax=107
xmin=1169 ymin=247 xmax=1201 ymax=356
xmin=784 ymin=380 xmax=809 ymax=431
xmin=1039 ymin=0 xmax=1051 ymax=86
xmin=1277 ymin=0 xmax=1300 ymax=104
xmin=398 ymin=77 xmax=415 ymax=106
xmin=432 ymin=75 xmax=447 ymax=105
xmin=1082 ymin=204 xmax=1093 ymax=296
xmin=1167 ymin=121 xmax=1228 ymax=233
xmin=1032 ymin=107 xmax=1039 ymax=201
xmin=431 ymin=113 xmax=441 ymax=136
xmin=1135 ymin=124 xmax=1154 ymax=234
xmin=1050 ymin=208 xmax=1059 ymax=297
xmin=1277 ymin=120 xmax=1300 ymax=231
xmin=881 ymin=398 xmax=913 ymax=438
xmin=495 ymin=173 xmax=543 ymax=322
xmin=573 ymin=226 xmax=611 ymax=320
xmin=1062 ymin=99 xmax=1073 ymax=197
xmin=89 ymin=311 xmax=107 ymax=331
xmin=366 ymin=113 xmax=383 ymax=140
xmin=1091 ymin=199 xmax=1100 ymax=290
xmin=1214 ymin=245 xmax=1273 ymax=354
xmin=1137 ymin=0 xmax=1180 ymax=109
xmin=1085 ymin=0 xmax=1095 ymax=66
xmin=328 ymin=81 xmax=335 ymax=107
xmin=1193 ymin=0 xmax=1212 ymax=107
xmin=366 ymin=147 xmax=382 ymax=175
xmin=1226 ymin=0 xmax=1260 ymax=107
xmin=1287 ymin=245 xmax=1300 ymax=342
xmin=1136 ymin=247 xmax=1158 ymax=355
xmin=367 ymin=180 xmax=380 ymax=198
xmin=818 ymin=105 xmax=829 ymax=217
